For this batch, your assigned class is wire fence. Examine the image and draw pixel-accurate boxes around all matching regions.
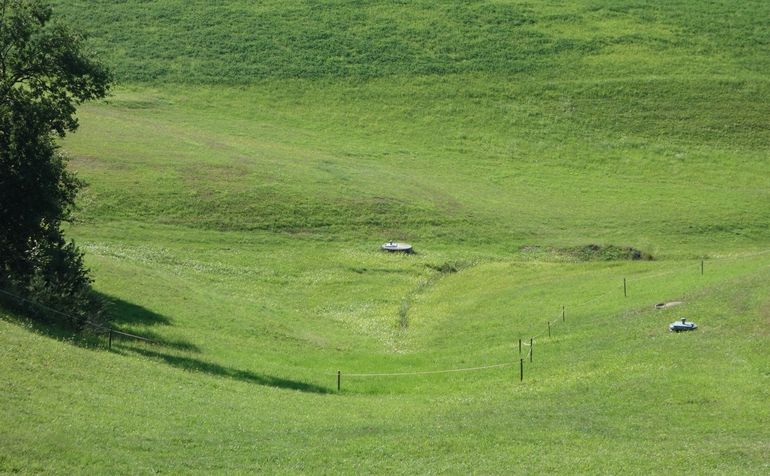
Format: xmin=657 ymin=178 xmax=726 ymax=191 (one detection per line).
xmin=343 ymin=362 xmax=514 ymax=378
xmin=333 ymin=251 xmax=770 ymax=390
xmin=2 ymin=249 xmax=769 ymax=391
xmin=0 ymin=287 xmax=158 ymax=348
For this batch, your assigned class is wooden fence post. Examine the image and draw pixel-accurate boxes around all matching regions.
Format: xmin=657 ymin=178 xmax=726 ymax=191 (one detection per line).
xmin=548 ymin=321 xmax=551 ymax=337
xmin=520 ymin=358 xmax=524 ymax=381
xmin=108 ymin=330 xmax=112 ymax=350
xmin=624 ymin=278 xmax=627 ymax=297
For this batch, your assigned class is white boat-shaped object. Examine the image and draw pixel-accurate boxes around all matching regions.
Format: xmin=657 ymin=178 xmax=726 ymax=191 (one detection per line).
xmin=669 ymin=317 xmax=698 ymax=332
xmin=381 ymin=241 xmax=413 ymax=253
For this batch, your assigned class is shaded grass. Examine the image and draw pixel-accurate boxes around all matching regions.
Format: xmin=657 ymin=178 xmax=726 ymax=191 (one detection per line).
xmin=103 ymin=293 xmax=171 ymax=327
xmin=118 ymin=346 xmax=330 ymax=394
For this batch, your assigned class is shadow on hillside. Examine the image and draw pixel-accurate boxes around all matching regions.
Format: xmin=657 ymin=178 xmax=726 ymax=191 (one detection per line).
xmin=123 ymin=347 xmax=330 ymax=394
xmin=99 ymin=293 xmax=200 ymax=352
xmin=105 ymin=327 xmax=201 ymax=352
xmin=0 ymin=300 xmax=84 ymax=341
xmin=0 ymin=290 xmax=200 ymax=352
xmin=102 ymin=293 xmax=171 ymax=326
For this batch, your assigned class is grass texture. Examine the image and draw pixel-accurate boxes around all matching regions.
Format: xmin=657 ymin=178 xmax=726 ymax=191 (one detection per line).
xmin=2 ymin=0 xmax=769 ymax=473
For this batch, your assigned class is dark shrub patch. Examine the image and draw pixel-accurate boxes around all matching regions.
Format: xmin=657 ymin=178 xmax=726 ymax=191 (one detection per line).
xmin=520 ymin=244 xmax=653 ymax=262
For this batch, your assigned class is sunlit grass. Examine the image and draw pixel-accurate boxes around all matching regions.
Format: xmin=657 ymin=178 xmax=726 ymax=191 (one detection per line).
xmin=2 ymin=0 xmax=769 ymax=473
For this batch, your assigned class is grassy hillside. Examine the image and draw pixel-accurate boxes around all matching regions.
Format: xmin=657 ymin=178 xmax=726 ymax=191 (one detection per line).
xmin=2 ymin=0 xmax=769 ymax=473
xmin=62 ymin=79 xmax=770 ymax=254
xmin=53 ymin=0 xmax=770 ymax=252
xmin=58 ymin=0 xmax=768 ymax=82
xmin=3 ymin=253 xmax=769 ymax=473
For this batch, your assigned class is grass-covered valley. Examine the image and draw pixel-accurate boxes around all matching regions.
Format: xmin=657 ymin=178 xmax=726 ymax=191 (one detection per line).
xmin=2 ymin=1 xmax=769 ymax=473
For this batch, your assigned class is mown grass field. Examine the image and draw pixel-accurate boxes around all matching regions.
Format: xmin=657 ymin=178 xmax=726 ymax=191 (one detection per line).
xmin=2 ymin=0 xmax=769 ymax=473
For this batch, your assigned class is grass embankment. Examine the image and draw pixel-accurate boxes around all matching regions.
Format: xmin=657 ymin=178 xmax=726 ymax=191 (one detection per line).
xmin=2 ymin=0 xmax=769 ymax=473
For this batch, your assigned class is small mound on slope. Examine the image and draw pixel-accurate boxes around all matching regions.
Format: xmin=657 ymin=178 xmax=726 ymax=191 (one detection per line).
xmin=520 ymin=244 xmax=654 ymax=262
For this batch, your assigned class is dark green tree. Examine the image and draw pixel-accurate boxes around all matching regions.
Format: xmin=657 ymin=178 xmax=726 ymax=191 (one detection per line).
xmin=0 ymin=0 xmax=111 ymax=329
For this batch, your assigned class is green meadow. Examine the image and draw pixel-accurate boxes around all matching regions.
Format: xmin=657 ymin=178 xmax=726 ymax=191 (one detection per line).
xmin=2 ymin=0 xmax=769 ymax=473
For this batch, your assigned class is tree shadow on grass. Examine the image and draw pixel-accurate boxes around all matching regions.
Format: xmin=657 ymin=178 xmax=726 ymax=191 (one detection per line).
xmin=122 ymin=347 xmax=331 ymax=394
xmin=101 ymin=293 xmax=171 ymax=326
xmin=0 ymin=291 xmax=199 ymax=353
xmin=99 ymin=292 xmax=200 ymax=352
xmin=0 ymin=302 xmax=84 ymax=341
xmin=105 ymin=327 xmax=201 ymax=352
xmin=2 ymin=297 xmax=328 ymax=393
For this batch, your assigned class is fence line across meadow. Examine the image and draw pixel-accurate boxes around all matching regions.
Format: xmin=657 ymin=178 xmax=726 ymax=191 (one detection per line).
xmin=2 ymin=250 xmax=769 ymax=391
xmin=334 ymin=341 xmax=537 ymax=390
xmin=334 ymin=252 xmax=770 ymax=390
xmin=342 ymin=362 xmax=515 ymax=378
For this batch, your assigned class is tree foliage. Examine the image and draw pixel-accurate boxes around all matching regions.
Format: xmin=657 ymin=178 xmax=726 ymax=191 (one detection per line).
xmin=0 ymin=0 xmax=111 ymax=329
